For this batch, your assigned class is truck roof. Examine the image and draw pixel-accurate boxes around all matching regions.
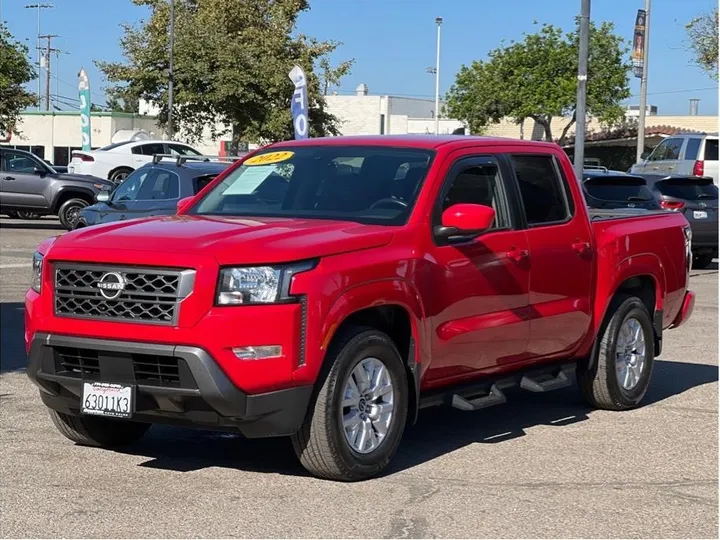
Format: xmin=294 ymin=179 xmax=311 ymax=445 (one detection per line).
xmin=268 ymin=134 xmax=560 ymax=151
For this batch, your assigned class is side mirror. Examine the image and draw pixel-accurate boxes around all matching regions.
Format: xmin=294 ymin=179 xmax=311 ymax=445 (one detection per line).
xmin=33 ymin=166 xmax=46 ymax=176
xmin=96 ymin=191 xmax=110 ymax=203
xmin=436 ymin=203 xmax=496 ymax=240
xmin=177 ymin=196 xmax=194 ymax=214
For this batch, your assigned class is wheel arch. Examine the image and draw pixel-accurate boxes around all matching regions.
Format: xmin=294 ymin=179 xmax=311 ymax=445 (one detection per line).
xmin=52 ymin=187 xmax=95 ymax=212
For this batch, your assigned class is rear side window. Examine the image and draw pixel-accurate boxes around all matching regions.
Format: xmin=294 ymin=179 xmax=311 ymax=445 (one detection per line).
xmin=510 ymin=155 xmax=569 ymax=225
xmin=656 ymin=179 xmax=718 ymax=200
xmin=193 ymin=174 xmax=218 ymax=195
xmin=583 ymin=178 xmax=654 ymax=202
xmin=704 ymin=139 xmax=719 ymax=161
xmin=684 ymin=138 xmax=702 ymax=160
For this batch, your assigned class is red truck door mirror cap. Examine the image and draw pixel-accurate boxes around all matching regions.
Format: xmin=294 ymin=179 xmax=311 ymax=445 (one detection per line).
xmin=441 ymin=203 xmax=496 ymax=233
xmin=177 ymin=196 xmax=194 ymax=213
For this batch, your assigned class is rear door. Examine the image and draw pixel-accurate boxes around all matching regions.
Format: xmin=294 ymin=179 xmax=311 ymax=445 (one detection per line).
xmin=100 ymin=168 xmax=151 ymax=222
xmin=507 ymin=151 xmax=594 ymax=360
xmin=0 ymin=150 xmax=52 ymax=209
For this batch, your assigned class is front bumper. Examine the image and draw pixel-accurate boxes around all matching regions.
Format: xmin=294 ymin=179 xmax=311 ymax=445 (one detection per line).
xmin=27 ymin=333 xmax=313 ymax=438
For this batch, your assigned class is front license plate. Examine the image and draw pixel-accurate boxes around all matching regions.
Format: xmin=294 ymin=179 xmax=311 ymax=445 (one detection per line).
xmin=693 ymin=210 xmax=708 ymax=219
xmin=82 ymin=382 xmax=133 ymax=418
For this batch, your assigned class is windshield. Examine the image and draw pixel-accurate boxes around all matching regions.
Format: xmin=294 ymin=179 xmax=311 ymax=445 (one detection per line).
xmin=190 ymin=146 xmax=435 ymax=224
xmin=657 ymin=179 xmax=719 ymax=200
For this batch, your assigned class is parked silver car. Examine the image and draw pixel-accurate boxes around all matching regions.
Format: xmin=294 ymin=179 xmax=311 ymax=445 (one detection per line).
xmin=630 ymin=132 xmax=719 ymax=184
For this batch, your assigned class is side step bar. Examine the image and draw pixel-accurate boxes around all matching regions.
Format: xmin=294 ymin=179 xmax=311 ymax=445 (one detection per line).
xmin=419 ymin=363 xmax=577 ymax=413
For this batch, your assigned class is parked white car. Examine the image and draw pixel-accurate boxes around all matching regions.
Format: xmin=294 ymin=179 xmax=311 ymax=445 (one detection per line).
xmin=630 ymin=133 xmax=719 ymax=184
xmin=68 ymin=140 xmax=203 ymax=184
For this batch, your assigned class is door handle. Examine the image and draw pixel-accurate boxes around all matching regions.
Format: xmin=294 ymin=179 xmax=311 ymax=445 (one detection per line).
xmin=2 ymin=176 xmax=15 ymax=181
xmin=506 ymin=247 xmax=529 ymax=262
xmin=572 ymin=241 xmax=591 ymax=254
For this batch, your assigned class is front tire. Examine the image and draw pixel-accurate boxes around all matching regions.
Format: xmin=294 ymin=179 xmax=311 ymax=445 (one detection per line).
xmin=58 ymin=198 xmax=88 ymax=230
xmin=291 ymin=327 xmax=409 ymax=481
xmin=577 ymin=295 xmax=655 ymax=410
xmin=48 ymin=409 xmax=151 ymax=447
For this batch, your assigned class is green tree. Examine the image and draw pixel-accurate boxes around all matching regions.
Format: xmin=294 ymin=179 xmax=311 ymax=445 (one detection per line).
xmin=685 ymin=8 xmax=718 ymax=80
xmin=0 ymin=24 xmax=37 ymax=134
xmin=97 ymin=0 xmax=353 ymax=146
xmin=106 ymin=93 xmax=139 ymax=113
xmin=446 ymin=21 xmax=630 ymax=145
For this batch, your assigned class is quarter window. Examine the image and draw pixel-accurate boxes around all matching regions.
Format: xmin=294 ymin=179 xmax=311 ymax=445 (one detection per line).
xmin=511 ymin=154 xmax=569 ymax=225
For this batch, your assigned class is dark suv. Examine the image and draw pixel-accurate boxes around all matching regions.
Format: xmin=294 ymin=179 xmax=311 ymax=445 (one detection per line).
xmin=75 ymin=155 xmax=237 ymax=229
xmin=0 ymin=147 xmax=114 ymax=230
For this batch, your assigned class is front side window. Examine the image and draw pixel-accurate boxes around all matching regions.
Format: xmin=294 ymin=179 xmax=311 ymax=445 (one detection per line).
xmin=190 ymin=146 xmax=435 ymax=225
xmin=664 ymin=138 xmax=684 ymax=160
xmin=440 ymin=161 xmax=506 ymax=229
xmin=510 ymin=154 xmax=569 ymax=225
xmin=2 ymin=151 xmax=42 ymax=173
xmin=646 ymin=140 xmax=669 ymax=161
xmin=136 ymin=170 xmax=179 ymax=200
xmin=111 ymin=169 xmax=150 ymax=202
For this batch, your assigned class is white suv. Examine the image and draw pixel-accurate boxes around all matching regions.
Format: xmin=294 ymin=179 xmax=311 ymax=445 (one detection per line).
xmin=68 ymin=139 xmax=202 ymax=184
xmin=630 ymin=133 xmax=719 ymax=184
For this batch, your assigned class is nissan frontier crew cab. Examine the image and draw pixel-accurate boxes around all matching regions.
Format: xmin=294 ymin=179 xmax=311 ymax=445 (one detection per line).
xmin=26 ymin=135 xmax=696 ymax=481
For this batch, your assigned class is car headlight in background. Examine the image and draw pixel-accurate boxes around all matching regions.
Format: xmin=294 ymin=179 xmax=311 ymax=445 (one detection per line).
xmin=31 ymin=252 xmax=44 ymax=293
xmin=216 ymin=260 xmax=317 ymax=305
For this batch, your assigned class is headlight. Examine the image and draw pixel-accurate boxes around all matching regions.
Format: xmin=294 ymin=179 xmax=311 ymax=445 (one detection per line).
xmin=216 ymin=261 xmax=317 ymax=305
xmin=31 ymin=252 xmax=44 ymax=293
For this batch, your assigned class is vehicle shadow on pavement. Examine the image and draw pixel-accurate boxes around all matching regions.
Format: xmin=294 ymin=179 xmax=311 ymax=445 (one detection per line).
xmin=0 ymin=303 xmax=26 ymax=373
xmin=0 ymin=221 xmax=64 ymax=231
xmin=113 ymin=358 xmax=716 ymax=477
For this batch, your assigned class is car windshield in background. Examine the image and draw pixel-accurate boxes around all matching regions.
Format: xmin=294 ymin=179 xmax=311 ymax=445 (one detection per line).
xmin=657 ymin=179 xmax=719 ymax=200
xmin=583 ymin=178 xmax=653 ymax=202
xmin=190 ymin=146 xmax=435 ymax=224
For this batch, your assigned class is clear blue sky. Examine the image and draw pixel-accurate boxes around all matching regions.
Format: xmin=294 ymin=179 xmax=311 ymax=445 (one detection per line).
xmin=3 ymin=0 xmax=718 ymax=115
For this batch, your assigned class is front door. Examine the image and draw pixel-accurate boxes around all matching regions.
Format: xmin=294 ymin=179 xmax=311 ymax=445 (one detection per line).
xmin=0 ymin=150 xmax=51 ymax=209
xmin=507 ymin=152 xmax=594 ymax=359
xmin=424 ymin=153 xmax=531 ymax=388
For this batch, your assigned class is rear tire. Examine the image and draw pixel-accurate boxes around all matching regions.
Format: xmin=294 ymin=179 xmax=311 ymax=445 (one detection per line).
xmin=48 ymin=409 xmax=151 ymax=447
xmin=109 ymin=167 xmax=133 ymax=184
xmin=58 ymin=198 xmax=89 ymax=230
xmin=692 ymin=253 xmax=714 ymax=269
xmin=291 ymin=326 xmax=408 ymax=481
xmin=577 ymin=295 xmax=654 ymax=411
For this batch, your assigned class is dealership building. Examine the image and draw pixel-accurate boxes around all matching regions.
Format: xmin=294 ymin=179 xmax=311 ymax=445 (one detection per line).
xmin=3 ymin=84 xmax=717 ymax=167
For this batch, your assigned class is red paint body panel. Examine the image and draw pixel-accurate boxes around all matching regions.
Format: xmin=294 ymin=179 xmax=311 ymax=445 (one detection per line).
xmin=25 ymin=136 xmax=693 ymax=398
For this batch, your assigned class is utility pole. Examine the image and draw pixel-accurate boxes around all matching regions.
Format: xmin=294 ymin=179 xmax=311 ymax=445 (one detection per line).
xmin=434 ymin=17 xmax=443 ymax=135
xmin=38 ymin=34 xmax=59 ymax=111
xmin=636 ymin=0 xmax=651 ymax=163
xmin=167 ymin=0 xmax=175 ymax=140
xmin=573 ymin=0 xmax=591 ymax=181
xmin=24 ymin=3 xmax=53 ymax=110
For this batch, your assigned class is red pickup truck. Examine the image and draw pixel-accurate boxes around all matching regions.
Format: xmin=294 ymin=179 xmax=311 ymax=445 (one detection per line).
xmin=26 ymin=135 xmax=696 ymax=481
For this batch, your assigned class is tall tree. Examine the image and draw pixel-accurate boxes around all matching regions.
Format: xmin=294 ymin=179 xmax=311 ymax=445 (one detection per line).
xmin=446 ymin=21 xmax=630 ymax=145
xmin=97 ymin=0 xmax=353 ymax=146
xmin=685 ymin=8 xmax=718 ymax=80
xmin=0 ymin=24 xmax=37 ymax=135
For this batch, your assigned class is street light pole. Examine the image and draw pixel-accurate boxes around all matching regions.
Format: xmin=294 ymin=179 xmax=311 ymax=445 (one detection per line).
xmin=434 ymin=16 xmax=442 ymax=135
xmin=573 ymin=0 xmax=591 ymax=181
xmin=167 ymin=0 xmax=175 ymax=140
xmin=24 ymin=3 xmax=53 ymax=111
xmin=636 ymin=0 xmax=651 ymax=162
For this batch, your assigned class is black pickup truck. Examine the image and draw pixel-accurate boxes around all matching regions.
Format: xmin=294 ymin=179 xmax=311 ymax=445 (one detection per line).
xmin=0 ymin=147 xmax=114 ymax=230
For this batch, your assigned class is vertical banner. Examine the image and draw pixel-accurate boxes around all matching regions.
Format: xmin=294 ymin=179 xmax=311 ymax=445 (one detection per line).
xmin=631 ymin=10 xmax=647 ymax=78
xmin=78 ymin=67 xmax=92 ymax=151
xmin=288 ymin=65 xmax=308 ymax=139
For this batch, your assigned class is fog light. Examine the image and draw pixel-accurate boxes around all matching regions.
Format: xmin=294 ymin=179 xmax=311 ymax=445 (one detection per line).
xmin=232 ymin=346 xmax=282 ymax=360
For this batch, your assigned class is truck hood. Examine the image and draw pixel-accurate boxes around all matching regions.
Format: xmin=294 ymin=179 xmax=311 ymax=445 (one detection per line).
xmin=53 ymin=215 xmax=395 ymax=265
xmin=53 ymin=172 xmax=114 ymax=188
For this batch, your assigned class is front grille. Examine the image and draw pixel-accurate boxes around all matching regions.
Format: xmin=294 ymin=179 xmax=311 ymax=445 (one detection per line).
xmin=133 ymin=354 xmax=181 ymax=386
xmin=54 ymin=263 xmax=195 ymax=325
xmin=50 ymin=347 xmax=195 ymax=389
xmin=56 ymin=346 xmax=101 ymax=378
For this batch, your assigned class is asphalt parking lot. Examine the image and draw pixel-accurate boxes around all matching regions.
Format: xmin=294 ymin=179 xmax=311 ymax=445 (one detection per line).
xmin=0 ymin=217 xmax=717 ymax=539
